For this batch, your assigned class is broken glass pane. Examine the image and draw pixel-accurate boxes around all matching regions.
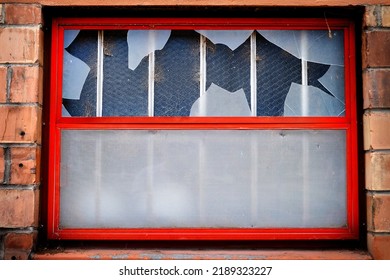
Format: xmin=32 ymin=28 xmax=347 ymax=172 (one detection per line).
xmin=256 ymin=33 xmax=342 ymax=116
xmin=127 ymin=30 xmax=171 ymax=70
xmin=190 ymin=83 xmax=251 ymax=116
xmin=195 ymin=30 xmax=253 ymax=51
xmin=60 ymin=129 xmax=346 ymax=229
xmin=62 ymin=30 xmax=98 ymax=117
xmin=284 ymin=83 xmax=345 ymax=116
xmin=62 ymin=50 xmax=90 ymax=100
xmin=154 ymin=30 xmax=200 ymax=116
xmin=206 ymin=35 xmax=251 ymax=107
xmin=103 ymin=30 xmax=148 ymax=116
xmin=257 ymin=30 xmax=344 ymax=66
xmin=318 ymin=65 xmax=345 ymax=108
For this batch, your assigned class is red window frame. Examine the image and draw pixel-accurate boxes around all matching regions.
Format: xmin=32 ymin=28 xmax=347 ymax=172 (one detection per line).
xmin=48 ymin=17 xmax=358 ymax=240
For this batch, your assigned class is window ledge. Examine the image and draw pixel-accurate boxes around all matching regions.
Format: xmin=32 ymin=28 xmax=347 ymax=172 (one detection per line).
xmin=32 ymin=249 xmax=372 ymax=260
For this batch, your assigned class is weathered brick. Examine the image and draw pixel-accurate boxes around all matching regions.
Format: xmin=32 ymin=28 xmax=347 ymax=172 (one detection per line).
xmin=0 ymin=106 xmax=42 ymax=144
xmin=366 ymin=152 xmax=390 ymax=191
xmin=364 ymin=111 xmax=390 ymax=150
xmin=10 ymin=146 xmax=40 ymax=185
xmin=364 ymin=5 xmax=379 ymax=27
xmin=4 ymin=232 xmax=36 ymax=251
xmin=367 ymin=233 xmax=390 ymax=259
xmin=0 ymin=4 xmax=3 ymax=24
xmin=0 ymin=147 xmax=4 ymax=183
xmin=0 ymin=27 xmax=43 ymax=64
xmin=0 ymin=66 xmax=7 ymax=103
xmin=382 ymin=6 xmax=390 ymax=27
xmin=9 ymin=66 xmax=43 ymax=104
xmin=367 ymin=193 xmax=390 ymax=232
xmin=362 ymin=30 xmax=390 ymax=68
xmin=0 ymin=189 xmax=39 ymax=228
xmin=3 ymin=249 xmax=30 ymax=260
xmin=363 ymin=69 xmax=390 ymax=109
xmin=5 ymin=4 xmax=42 ymax=25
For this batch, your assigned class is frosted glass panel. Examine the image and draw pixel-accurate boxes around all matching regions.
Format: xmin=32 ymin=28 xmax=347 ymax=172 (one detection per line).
xmin=60 ymin=130 xmax=346 ymax=229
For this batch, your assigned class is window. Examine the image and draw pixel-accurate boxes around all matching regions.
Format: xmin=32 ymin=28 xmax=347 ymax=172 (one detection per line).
xmin=48 ymin=18 xmax=358 ymax=240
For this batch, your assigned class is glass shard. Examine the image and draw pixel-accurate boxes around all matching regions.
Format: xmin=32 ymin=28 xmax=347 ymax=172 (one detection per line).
xmin=190 ymin=83 xmax=251 ymax=116
xmin=62 ymin=50 xmax=91 ymax=100
xmin=127 ymin=30 xmax=171 ymax=70
xmin=64 ymin=30 xmax=80 ymax=48
xmin=196 ymin=30 xmax=253 ymax=51
xmin=284 ymin=83 xmax=345 ymax=116
xmin=318 ymin=65 xmax=345 ymax=105
xmin=62 ymin=104 xmax=71 ymax=117
xmin=257 ymin=30 xmax=344 ymax=66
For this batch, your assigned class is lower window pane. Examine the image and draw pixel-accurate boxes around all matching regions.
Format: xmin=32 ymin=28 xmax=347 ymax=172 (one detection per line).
xmin=60 ymin=129 xmax=346 ymax=229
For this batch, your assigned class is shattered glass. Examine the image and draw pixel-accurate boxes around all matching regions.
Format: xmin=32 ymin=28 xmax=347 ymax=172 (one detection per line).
xmin=60 ymin=129 xmax=347 ymax=228
xmin=195 ymin=30 xmax=253 ymax=51
xmin=62 ymin=30 xmax=98 ymax=117
xmin=206 ymin=36 xmax=251 ymax=108
xmin=154 ymin=30 xmax=200 ymax=116
xmin=190 ymin=83 xmax=251 ymax=116
xmin=127 ymin=30 xmax=171 ymax=70
xmin=103 ymin=30 xmax=148 ymax=116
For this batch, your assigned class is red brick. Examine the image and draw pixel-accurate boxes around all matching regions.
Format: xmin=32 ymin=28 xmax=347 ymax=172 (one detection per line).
xmin=0 ymin=189 xmax=39 ymax=228
xmin=366 ymin=152 xmax=390 ymax=191
xmin=0 ymin=27 xmax=43 ymax=64
xmin=363 ymin=69 xmax=390 ymax=109
xmin=383 ymin=6 xmax=390 ymax=27
xmin=0 ymin=66 xmax=7 ymax=103
xmin=10 ymin=146 xmax=40 ymax=185
xmin=4 ymin=232 xmax=36 ymax=251
xmin=5 ymin=4 xmax=42 ymax=25
xmin=364 ymin=111 xmax=390 ymax=150
xmin=9 ymin=66 xmax=43 ymax=104
xmin=364 ymin=5 xmax=379 ymax=27
xmin=362 ymin=30 xmax=390 ymax=68
xmin=367 ymin=193 xmax=390 ymax=232
xmin=367 ymin=233 xmax=390 ymax=259
xmin=0 ymin=148 xmax=4 ymax=183
xmin=3 ymin=249 xmax=30 ymax=260
xmin=0 ymin=106 xmax=42 ymax=144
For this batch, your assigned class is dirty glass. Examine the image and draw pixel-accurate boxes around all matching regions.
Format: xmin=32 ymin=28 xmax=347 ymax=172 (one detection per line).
xmin=60 ymin=129 xmax=347 ymax=229
xmin=61 ymin=29 xmax=345 ymax=117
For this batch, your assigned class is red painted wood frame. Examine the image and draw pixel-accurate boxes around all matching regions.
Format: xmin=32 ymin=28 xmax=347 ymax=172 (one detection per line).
xmin=48 ymin=17 xmax=358 ymax=240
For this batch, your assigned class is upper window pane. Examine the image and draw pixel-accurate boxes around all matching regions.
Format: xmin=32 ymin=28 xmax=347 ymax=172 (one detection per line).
xmin=62 ymin=29 xmax=345 ymax=117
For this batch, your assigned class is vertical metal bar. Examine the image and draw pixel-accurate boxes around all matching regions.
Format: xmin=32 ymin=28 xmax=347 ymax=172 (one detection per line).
xmin=250 ymin=32 xmax=257 ymax=116
xmin=198 ymin=34 xmax=207 ymax=222
xmin=97 ymin=30 xmax=104 ymax=117
xmin=148 ymin=52 xmax=155 ymax=117
xmin=300 ymin=31 xmax=309 ymax=116
xmin=200 ymin=35 xmax=207 ymax=97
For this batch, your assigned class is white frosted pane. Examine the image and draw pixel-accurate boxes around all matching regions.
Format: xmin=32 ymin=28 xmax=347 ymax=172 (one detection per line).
xmin=284 ymin=83 xmax=345 ymax=116
xmin=318 ymin=65 xmax=345 ymax=105
xmin=62 ymin=50 xmax=91 ymax=100
xmin=127 ymin=30 xmax=171 ymax=70
xmin=60 ymin=130 xmax=346 ymax=229
xmin=64 ymin=30 xmax=80 ymax=48
xmin=196 ymin=30 xmax=253 ymax=50
xmin=190 ymin=83 xmax=251 ymax=116
xmin=257 ymin=30 xmax=344 ymax=66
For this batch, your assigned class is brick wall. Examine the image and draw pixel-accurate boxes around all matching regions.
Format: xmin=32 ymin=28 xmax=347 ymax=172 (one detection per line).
xmin=0 ymin=3 xmax=43 ymax=259
xmin=363 ymin=5 xmax=390 ymax=260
